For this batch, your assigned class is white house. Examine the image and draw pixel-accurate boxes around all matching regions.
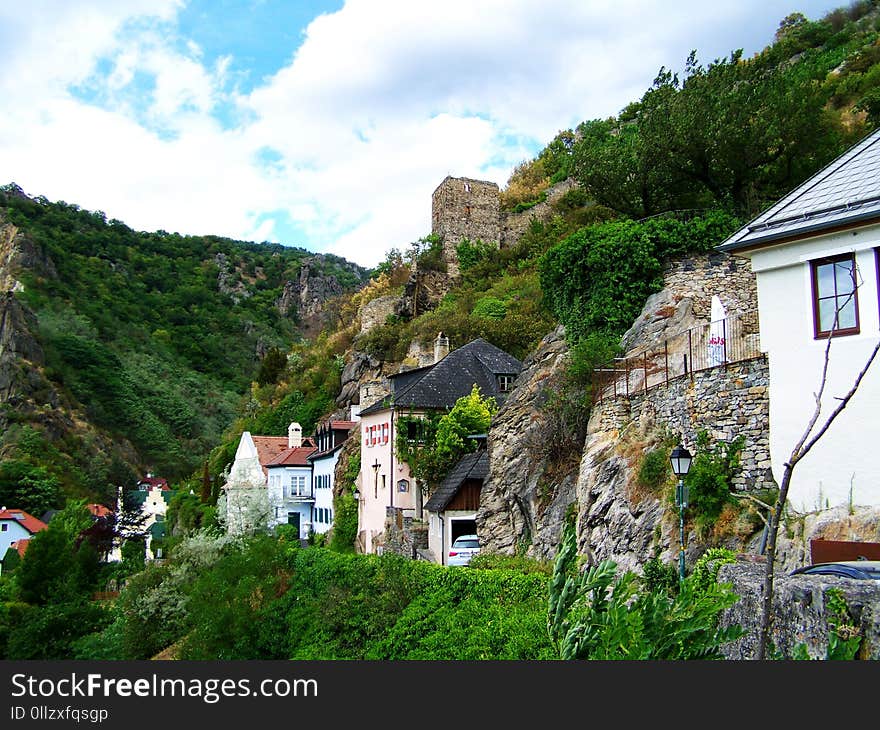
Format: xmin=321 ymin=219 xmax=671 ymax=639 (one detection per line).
xmin=308 ymin=419 xmax=357 ymax=536
xmin=109 ymin=479 xmax=172 ymax=561
xmin=356 ymin=334 xmax=521 ymax=554
xmin=265 ymin=423 xmax=318 ymax=539
xmin=0 ymin=508 xmax=47 ymax=566
xmin=718 ymin=126 xmax=880 ymax=512
xmin=224 ymin=422 xmax=316 ymax=537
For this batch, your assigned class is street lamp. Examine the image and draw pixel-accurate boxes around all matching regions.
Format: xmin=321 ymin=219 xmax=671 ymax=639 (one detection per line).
xmin=372 ymin=459 xmax=381 ymax=499
xmin=669 ymin=445 xmax=693 ymax=581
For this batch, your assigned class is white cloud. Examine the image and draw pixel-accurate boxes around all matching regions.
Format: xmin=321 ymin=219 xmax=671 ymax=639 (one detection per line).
xmin=0 ymin=0 xmax=838 ymax=268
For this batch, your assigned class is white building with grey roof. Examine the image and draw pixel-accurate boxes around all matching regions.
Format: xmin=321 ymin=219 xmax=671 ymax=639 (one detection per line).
xmin=355 ymin=334 xmax=521 ymax=555
xmin=718 ymin=126 xmax=880 ymax=512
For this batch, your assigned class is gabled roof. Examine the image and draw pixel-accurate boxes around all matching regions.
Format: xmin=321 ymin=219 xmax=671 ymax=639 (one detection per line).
xmin=424 ymin=450 xmax=489 ymax=513
xmin=719 ymin=127 xmax=880 ymax=253
xmin=265 ymin=445 xmax=318 ymax=467
xmin=360 ymin=338 xmax=522 ymax=415
xmin=138 ymin=475 xmax=169 ymax=490
xmin=0 ymin=508 xmax=47 ymax=535
xmin=251 ymin=435 xmax=290 ymax=466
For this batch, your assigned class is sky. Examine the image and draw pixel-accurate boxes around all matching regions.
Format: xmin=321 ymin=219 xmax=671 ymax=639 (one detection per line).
xmin=0 ymin=0 xmax=841 ymax=268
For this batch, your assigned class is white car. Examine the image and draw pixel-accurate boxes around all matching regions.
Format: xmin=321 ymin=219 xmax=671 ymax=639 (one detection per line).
xmin=448 ymin=534 xmax=480 ymax=566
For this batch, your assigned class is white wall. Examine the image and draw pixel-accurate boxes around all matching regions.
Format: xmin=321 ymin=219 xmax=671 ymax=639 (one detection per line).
xmin=267 ymin=465 xmax=313 ymax=538
xmin=0 ymin=519 xmax=32 ymax=559
xmin=312 ymin=452 xmax=338 ymax=535
xmin=358 ymin=408 xmax=417 ymax=553
xmin=749 ymin=226 xmax=880 ymax=512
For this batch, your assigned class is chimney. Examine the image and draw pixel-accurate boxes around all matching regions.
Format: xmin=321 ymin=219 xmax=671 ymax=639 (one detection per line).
xmin=288 ymin=422 xmax=303 ymax=449
xmin=434 ymin=332 xmax=449 ymax=363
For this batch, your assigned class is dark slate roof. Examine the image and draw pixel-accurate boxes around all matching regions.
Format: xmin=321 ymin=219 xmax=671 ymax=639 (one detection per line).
xmin=360 ymin=338 xmax=522 ymax=416
xmin=719 ymin=127 xmax=880 ymax=253
xmin=424 ymin=450 xmax=488 ymax=513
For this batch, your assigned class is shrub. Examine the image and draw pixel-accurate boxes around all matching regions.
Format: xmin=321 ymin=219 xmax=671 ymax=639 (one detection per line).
xmin=638 ymin=447 xmax=670 ymax=491
xmin=685 ymin=431 xmax=745 ymax=532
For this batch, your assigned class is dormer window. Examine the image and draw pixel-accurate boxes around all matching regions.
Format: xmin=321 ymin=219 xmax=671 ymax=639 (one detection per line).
xmin=497 ymin=374 xmax=515 ymax=392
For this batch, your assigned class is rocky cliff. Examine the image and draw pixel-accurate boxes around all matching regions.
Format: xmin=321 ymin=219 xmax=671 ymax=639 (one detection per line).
xmin=478 ymin=325 xmax=578 ymax=559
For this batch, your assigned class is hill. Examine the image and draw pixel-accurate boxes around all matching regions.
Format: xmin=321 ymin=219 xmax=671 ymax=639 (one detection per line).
xmin=0 ymin=183 xmax=369 ymax=514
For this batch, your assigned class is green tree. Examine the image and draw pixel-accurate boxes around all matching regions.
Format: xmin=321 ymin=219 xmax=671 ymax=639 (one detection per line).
xmin=16 ymin=500 xmax=99 ymax=605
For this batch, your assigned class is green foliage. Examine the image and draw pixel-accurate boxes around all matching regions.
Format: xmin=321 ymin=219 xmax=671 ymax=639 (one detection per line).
xmin=120 ymin=538 xmax=146 ymax=575
xmin=367 ymin=564 xmax=554 ymax=659
xmin=469 ymin=552 xmax=553 ymax=575
xmin=256 ymin=347 xmax=288 ymax=386
xmin=408 ymin=233 xmax=446 ymax=272
xmin=16 ymin=500 xmax=100 ymax=605
xmin=0 ymin=458 xmax=62 ymax=517
xmin=547 ymin=520 xmax=743 ymax=659
xmin=689 ymin=547 xmax=737 ymax=594
xmin=165 ymin=490 xmax=218 ymax=538
xmin=539 ymin=212 xmax=740 ymax=343
xmin=4 ymin=600 xmax=112 ymax=660
xmin=638 ymin=447 xmax=670 ymax=491
xmin=0 ymin=187 xmax=369 ymax=490
xmin=330 ymin=447 xmax=360 ymax=553
xmin=396 ymin=386 xmax=496 ymax=489
xmin=471 ymin=296 xmax=507 ymax=320
xmin=684 ymin=431 xmax=745 ymax=532
xmin=641 ymin=556 xmax=679 ymax=596
xmin=455 ymin=239 xmax=496 ymax=271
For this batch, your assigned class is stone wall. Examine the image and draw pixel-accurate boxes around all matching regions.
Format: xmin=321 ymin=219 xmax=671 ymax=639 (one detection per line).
xmin=620 ymin=252 xmax=759 ymax=356
xmin=384 ymin=507 xmax=428 ymax=559
xmin=499 ymin=179 xmax=576 ymax=248
xmin=431 ymin=176 xmax=500 ymax=278
xmin=591 ymin=356 xmax=772 ymax=493
xmin=718 ymin=558 xmax=880 ymax=659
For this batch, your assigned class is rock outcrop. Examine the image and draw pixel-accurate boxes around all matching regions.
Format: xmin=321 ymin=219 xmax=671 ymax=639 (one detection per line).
xmin=719 ymin=558 xmax=880 ymax=659
xmin=478 ymin=326 xmax=578 ymax=560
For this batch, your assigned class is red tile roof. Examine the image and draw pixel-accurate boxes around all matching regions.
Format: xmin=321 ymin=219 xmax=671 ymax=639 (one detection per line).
xmin=138 ymin=475 xmax=169 ymax=490
xmin=252 ymin=436 xmax=291 ymax=473
xmin=87 ymin=503 xmax=113 ymax=519
xmin=0 ymin=509 xmax=48 ymax=535
xmin=9 ymin=539 xmax=30 ymax=558
xmin=266 ymin=445 xmax=319 ymax=467
xmin=330 ymin=420 xmax=357 ymax=430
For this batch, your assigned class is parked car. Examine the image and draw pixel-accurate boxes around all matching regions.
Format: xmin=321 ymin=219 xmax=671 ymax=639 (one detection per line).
xmin=448 ymin=534 xmax=480 ymax=566
xmin=790 ymin=560 xmax=880 ymax=580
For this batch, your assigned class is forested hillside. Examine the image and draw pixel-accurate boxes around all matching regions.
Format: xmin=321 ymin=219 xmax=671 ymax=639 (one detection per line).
xmin=0 ymin=186 xmax=368 ymax=513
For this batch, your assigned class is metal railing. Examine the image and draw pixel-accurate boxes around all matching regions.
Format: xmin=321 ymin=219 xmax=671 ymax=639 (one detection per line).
xmin=592 ymin=314 xmax=761 ymax=403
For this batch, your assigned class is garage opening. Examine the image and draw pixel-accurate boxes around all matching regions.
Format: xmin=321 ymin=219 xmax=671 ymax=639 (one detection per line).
xmin=450 ymin=518 xmax=476 ymax=543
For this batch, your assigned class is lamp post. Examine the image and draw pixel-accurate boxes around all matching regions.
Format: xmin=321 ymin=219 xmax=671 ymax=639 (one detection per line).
xmin=669 ymin=444 xmax=693 ymax=581
xmin=372 ymin=459 xmax=380 ymax=499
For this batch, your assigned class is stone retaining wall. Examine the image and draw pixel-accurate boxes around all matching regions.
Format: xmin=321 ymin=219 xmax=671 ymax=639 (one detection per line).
xmin=591 ymin=356 xmax=772 ymax=492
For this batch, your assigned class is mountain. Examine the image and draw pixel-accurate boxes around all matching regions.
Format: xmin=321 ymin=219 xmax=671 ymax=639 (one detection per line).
xmin=0 ymin=183 xmax=369 ymax=514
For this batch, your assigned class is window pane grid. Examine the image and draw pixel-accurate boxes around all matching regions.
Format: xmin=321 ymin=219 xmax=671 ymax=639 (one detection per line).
xmin=812 ymin=254 xmax=859 ymax=338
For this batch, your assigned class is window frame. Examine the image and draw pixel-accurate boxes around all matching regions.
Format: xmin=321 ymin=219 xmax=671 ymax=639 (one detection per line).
xmin=810 ymin=252 xmax=860 ymax=339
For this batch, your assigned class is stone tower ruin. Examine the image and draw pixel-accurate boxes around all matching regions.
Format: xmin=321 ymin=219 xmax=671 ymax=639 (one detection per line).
xmin=431 ymin=176 xmax=500 ymax=277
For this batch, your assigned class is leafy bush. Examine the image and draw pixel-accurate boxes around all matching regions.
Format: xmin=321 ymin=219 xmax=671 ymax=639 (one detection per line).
xmin=472 ymin=296 xmax=507 ymax=320
xmin=685 ymin=431 xmax=745 ymax=532
xmin=547 ymin=520 xmax=743 ymax=659
xmin=638 ymin=447 xmax=670 ymax=491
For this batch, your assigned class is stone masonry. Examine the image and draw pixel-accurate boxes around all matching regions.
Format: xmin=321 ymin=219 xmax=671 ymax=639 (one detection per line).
xmin=591 ymin=357 xmax=772 ymax=493
xmin=431 ymin=176 xmax=500 ymax=278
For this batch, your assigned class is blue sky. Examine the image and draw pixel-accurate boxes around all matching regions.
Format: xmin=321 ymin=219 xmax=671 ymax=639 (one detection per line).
xmin=0 ymin=0 xmax=840 ymax=267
